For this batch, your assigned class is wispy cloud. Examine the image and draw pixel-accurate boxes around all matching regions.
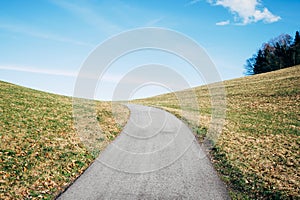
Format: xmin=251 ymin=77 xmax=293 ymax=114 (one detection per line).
xmin=0 ymin=65 xmax=78 ymax=77
xmin=0 ymin=23 xmax=93 ymax=47
xmin=49 ymin=0 xmax=122 ymax=35
xmin=208 ymin=0 xmax=281 ymax=25
xmin=186 ymin=0 xmax=202 ymax=6
xmin=0 ymin=65 xmax=123 ymax=83
xmin=144 ymin=17 xmax=164 ymax=26
xmin=216 ymin=20 xmax=230 ymax=26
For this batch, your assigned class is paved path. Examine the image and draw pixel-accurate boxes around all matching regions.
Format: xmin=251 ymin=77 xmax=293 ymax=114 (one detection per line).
xmin=57 ymin=104 xmax=229 ymax=200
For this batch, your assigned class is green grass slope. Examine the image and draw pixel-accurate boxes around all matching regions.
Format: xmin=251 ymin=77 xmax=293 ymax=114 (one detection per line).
xmin=135 ymin=65 xmax=300 ymax=199
xmin=0 ymin=81 xmax=129 ymax=199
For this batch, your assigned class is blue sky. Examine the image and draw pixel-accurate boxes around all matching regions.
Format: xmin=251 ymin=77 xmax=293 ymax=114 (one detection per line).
xmin=0 ymin=0 xmax=299 ymax=100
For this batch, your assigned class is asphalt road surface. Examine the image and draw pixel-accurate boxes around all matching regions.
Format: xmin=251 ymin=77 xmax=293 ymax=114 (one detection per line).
xmin=57 ymin=104 xmax=229 ymax=200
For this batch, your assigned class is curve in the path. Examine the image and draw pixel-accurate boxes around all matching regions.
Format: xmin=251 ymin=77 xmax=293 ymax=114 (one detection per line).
xmin=57 ymin=104 xmax=229 ymax=200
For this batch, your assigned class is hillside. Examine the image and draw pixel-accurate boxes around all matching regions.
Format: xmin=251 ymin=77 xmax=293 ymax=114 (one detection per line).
xmin=1 ymin=66 xmax=299 ymax=199
xmin=134 ymin=65 xmax=300 ymax=199
xmin=0 ymin=81 xmax=129 ymax=199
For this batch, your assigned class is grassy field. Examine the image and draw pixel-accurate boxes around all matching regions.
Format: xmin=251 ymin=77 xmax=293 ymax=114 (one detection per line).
xmin=0 ymin=81 xmax=129 ymax=199
xmin=134 ymin=65 xmax=300 ymax=199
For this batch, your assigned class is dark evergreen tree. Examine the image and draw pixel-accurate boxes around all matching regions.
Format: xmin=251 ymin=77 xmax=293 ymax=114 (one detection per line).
xmin=271 ymin=34 xmax=293 ymax=69
xmin=253 ymin=50 xmax=267 ymax=74
xmin=263 ymin=44 xmax=277 ymax=72
xmin=292 ymin=31 xmax=300 ymax=65
xmin=294 ymin=31 xmax=300 ymax=44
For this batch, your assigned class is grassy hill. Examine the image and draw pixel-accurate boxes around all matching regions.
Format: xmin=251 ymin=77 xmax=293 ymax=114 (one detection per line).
xmin=0 ymin=81 xmax=129 ymax=199
xmin=1 ymin=65 xmax=299 ymax=199
xmin=134 ymin=65 xmax=300 ymax=199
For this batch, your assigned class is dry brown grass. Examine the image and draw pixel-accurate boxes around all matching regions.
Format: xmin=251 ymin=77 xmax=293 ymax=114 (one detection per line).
xmin=134 ymin=65 xmax=300 ymax=199
xmin=0 ymin=81 xmax=129 ymax=199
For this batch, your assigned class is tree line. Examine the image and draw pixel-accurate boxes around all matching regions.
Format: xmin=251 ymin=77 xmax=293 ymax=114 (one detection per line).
xmin=245 ymin=31 xmax=300 ymax=75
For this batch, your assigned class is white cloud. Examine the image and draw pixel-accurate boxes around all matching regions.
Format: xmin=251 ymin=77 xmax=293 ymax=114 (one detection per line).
xmin=216 ymin=20 xmax=230 ymax=26
xmin=208 ymin=0 xmax=281 ymax=25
